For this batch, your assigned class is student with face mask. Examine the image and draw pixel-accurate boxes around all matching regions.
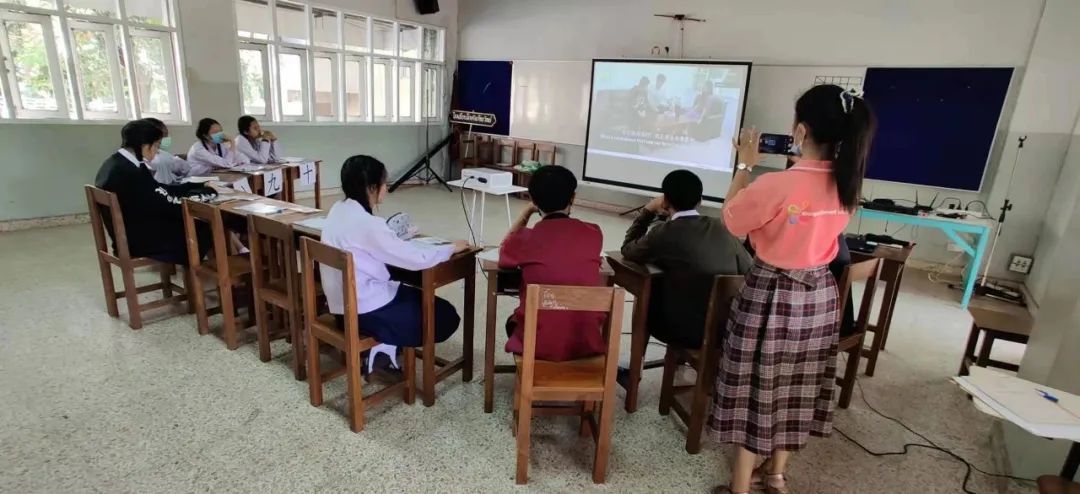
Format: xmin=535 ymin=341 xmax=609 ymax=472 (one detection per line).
xmin=186 ymin=117 xmax=248 ymax=175
xmin=143 ymin=118 xmax=191 ymax=185
xmin=94 ymin=119 xmax=217 ymax=265
xmin=235 ymin=115 xmax=281 ymax=164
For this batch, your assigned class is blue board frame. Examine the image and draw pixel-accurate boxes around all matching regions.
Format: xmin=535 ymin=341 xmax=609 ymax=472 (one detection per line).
xmin=454 ymin=60 xmax=512 ymax=136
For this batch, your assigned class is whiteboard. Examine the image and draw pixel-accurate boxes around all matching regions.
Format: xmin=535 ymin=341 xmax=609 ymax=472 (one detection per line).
xmin=744 ymin=65 xmax=867 ymax=168
xmin=509 ymin=60 xmax=592 ymax=146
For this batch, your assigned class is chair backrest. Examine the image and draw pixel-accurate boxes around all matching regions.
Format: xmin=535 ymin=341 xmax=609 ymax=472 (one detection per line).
xmin=519 ymin=284 xmax=626 ymax=386
xmin=495 ymin=138 xmax=516 ymax=165
xmin=300 ymin=237 xmax=361 ymax=349
xmin=181 ymin=198 xmax=231 ymax=271
xmin=700 ymin=275 xmax=745 ymax=350
xmin=534 ymin=142 xmax=556 ymax=166
xmin=837 ymin=258 xmax=882 ymax=336
xmin=249 ymin=215 xmax=298 ymax=303
xmin=84 ymin=185 xmax=132 ymax=261
xmin=515 ymin=140 xmax=537 ymax=164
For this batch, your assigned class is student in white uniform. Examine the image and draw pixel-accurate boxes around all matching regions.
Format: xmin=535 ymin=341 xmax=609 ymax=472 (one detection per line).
xmin=320 ymin=155 xmax=470 ymax=348
xmin=186 ymin=117 xmax=247 ymax=175
xmin=235 ymin=115 xmax=281 ymax=164
xmin=143 ymin=118 xmax=191 ymax=184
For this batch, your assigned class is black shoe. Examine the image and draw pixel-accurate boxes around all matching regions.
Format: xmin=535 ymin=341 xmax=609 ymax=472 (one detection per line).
xmin=616 ymin=367 xmax=637 ymax=391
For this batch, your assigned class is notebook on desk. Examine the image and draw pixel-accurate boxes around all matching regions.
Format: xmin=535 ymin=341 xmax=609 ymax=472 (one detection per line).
xmin=954 ymin=367 xmax=1080 ymax=441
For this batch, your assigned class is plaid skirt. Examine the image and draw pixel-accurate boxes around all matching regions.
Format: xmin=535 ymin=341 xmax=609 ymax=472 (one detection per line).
xmin=707 ymin=259 xmax=840 ymax=455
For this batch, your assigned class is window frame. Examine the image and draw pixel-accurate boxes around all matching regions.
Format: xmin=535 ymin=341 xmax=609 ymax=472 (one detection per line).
xmin=0 ymin=0 xmax=189 ymax=123
xmin=0 ymin=10 xmax=69 ymax=119
xmin=67 ymin=20 xmax=127 ymax=119
xmin=275 ymin=45 xmax=308 ymax=122
xmin=231 ymin=1 xmax=444 ymax=125
xmin=309 ymin=50 xmax=337 ymax=122
xmin=236 ymin=41 xmax=271 ymax=118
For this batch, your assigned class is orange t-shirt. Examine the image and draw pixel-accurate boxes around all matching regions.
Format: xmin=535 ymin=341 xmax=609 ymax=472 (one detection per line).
xmin=722 ymin=160 xmax=852 ymax=270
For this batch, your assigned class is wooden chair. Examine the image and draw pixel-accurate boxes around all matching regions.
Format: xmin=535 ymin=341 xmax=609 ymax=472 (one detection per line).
xmin=494 ymin=138 xmax=517 ymax=168
xmin=300 ymin=237 xmax=412 ymax=432
xmin=514 ymin=139 xmax=537 ymax=164
xmin=85 ymin=185 xmax=189 ymax=329
xmin=249 ymin=215 xmax=305 ymax=380
xmin=182 ymin=199 xmax=254 ymax=350
xmin=658 ymin=275 xmax=744 ymax=454
xmin=513 ymin=284 xmax=626 ymax=484
xmin=835 ymin=258 xmax=882 ymax=409
xmin=459 ymin=131 xmax=481 ymax=169
xmin=958 ymin=307 xmax=1032 ymax=376
xmin=475 ymin=134 xmax=495 ymax=166
xmin=534 ymin=142 xmax=556 ymax=166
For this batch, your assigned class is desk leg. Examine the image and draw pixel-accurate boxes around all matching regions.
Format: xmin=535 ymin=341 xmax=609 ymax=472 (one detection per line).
xmin=625 ymin=294 xmax=649 ymax=413
xmin=421 ymin=274 xmax=437 ymax=407
xmin=880 ymin=264 xmax=905 ymax=351
xmin=479 ymin=192 xmax=487 ymax=247
xmin=1062 ymin=441 xmax=1080 ymax=479
xmin=961 ymin=229 xmax=990 ymax=309
xmin=469 ymin=190 xmax=479 ymax=245
xmin=314 ymin=163 xmax=322 ymax=209
xmin=976 ymin=333 xmax=995 ymax=368
xmin=484 ymin=272 xmax=498 ymax=413
xmin=505 ymin=194 xmax=512 ymax=228
xmin=463 ymin=265 xmax=475 ymax=383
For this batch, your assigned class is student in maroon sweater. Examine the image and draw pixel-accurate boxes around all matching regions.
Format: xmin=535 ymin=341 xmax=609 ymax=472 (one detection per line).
xmin=498 ymin=166 xmax=606 ymax=362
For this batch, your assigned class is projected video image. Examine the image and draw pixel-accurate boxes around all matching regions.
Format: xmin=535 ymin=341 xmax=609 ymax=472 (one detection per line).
xmin=588 ymin=62 xmax=747 ymax=172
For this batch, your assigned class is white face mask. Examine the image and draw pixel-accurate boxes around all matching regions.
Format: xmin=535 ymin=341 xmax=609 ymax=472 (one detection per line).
xmin=790 ymin=124 xmax=805 ymax=156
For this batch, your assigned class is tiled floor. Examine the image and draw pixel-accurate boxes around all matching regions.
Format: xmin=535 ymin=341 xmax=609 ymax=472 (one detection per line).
xmin=0 ymin=185 xmax=1034 ymax=493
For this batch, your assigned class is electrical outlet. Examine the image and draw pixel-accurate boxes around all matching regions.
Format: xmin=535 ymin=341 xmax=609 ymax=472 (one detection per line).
xmin=1008 ymin=254 xmax=1033 ymax=274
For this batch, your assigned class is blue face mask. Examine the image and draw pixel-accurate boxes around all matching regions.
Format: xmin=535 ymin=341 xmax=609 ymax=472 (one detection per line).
xmin=210 ymin=131 xmax=226 ymax=144
xmin=159 ymin=136 xmax=172 ymax=151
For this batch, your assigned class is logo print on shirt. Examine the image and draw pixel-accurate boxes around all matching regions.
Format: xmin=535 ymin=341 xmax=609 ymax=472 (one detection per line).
xmin=786 ymin=202 xmax=809 ymax=224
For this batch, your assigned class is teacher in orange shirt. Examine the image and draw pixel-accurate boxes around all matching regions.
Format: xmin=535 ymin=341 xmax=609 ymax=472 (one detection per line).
xmin=709 ymin=84 xmax=876 ymax=494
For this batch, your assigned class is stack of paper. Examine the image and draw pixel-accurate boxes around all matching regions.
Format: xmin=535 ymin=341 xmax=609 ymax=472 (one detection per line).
xmin=954 ymin=367 xmax=1080 ymax=441
xmin=294 ymin=216 xmax=327 ymax=231
xmin=233 ymin=202 xmax=285 ymax=215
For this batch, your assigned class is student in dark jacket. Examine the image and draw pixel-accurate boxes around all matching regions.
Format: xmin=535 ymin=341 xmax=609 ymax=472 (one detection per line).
xmin=94 ymin=119 xmax=216 ymax=265
xmin=622 ymin=170 xmax=752 ymax=349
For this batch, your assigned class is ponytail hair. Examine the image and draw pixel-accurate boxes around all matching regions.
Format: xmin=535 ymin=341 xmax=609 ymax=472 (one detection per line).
xmin=340 ymin=155 xmax=388 ymax=213
xmin=794 ymin=84 xmax=876 ymax=211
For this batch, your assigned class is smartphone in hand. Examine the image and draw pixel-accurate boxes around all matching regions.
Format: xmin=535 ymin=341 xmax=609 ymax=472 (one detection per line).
xmin=758 ymin=133 xmax=794 ymax=155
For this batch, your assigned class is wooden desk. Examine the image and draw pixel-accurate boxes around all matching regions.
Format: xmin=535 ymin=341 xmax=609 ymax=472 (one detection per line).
xmin=604 ymin=251 xmax=663 ymax=413
xmin=480 ymin=256 xmax=615 ymax=413
xmin=216 ymin=194 xmax=477 ymax=407
xmin=216 ymin=160 xmax=323 ymax=208
xmin=850 ymin=242 xmax=914 ymax=376
xmin=959 ymin=307 xmax=1032 ymax=376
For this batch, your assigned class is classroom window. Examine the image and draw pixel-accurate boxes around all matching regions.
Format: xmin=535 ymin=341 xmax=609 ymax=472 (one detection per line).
xmin=65 ymin=0 xmax=116 ymax=18
xmin=422 ymin=64 xmax=440 ymax=120
xmin=311 ymin=8 xmax=338 ymax=49
xmin=69 ymin=22 xmax=124 ymax=116
xmin=398 ymin=62 xmax=413 ymax=120
xmin=371 ymin=19 xmax=394 ymax=56
xmin=372 ymin=58 xmax=391 ymax=121
xmin=398 ymin=23 xmax=419 ymax=59
xmin=278 ymin=49 xmax=307 ymax=119
xmin=125 ymin=0 xmax=170 ymax=27
xmin=421 ymin=27 xmax=441 ymax=62
xmin=343 ymin=14 xmax=367 ymax=52
xmin=344 ymin=56 xmax=366 ymax=121
xmin=130 ymin=30 xmax=179 ymax=118
xmin=0 ymin=1 xmax=187 ymax=122
xmin=232 ymin=2 xmax=443 ymax=123
xmin=238 ymin=45 xmax=269 ymax=116
xmin=234 ymin=0 xmax=271 ymax=40
xmin=276 ymin=1 xmax=307 ymax=45
xmin=312 ymin=53 xmax=337 ymax=120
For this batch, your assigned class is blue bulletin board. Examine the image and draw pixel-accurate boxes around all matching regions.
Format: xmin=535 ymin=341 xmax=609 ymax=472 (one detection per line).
xmin=454 ymin=60 xmax=512 ymax=136
xmin=863 ymin=67 xmax=1013 ymax=191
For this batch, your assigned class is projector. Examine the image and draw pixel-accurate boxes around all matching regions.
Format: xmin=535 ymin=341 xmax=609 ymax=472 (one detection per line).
xmin=461 ymin=168 xmax=514 ymax=188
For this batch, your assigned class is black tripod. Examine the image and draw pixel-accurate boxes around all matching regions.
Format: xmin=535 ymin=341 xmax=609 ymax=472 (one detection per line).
xmin=388 ymin=134 xmax=453 ymax=193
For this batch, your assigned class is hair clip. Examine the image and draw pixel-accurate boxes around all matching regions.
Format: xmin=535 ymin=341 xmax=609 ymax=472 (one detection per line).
xmin=839 ymin=88 xmax=862 ymax=114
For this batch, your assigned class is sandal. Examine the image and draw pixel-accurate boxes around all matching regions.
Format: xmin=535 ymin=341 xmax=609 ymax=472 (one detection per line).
xmin=750 ymin=465 xmax=789 ymax=493
xmin=711 ymin=486 xmax=750 ymax=494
